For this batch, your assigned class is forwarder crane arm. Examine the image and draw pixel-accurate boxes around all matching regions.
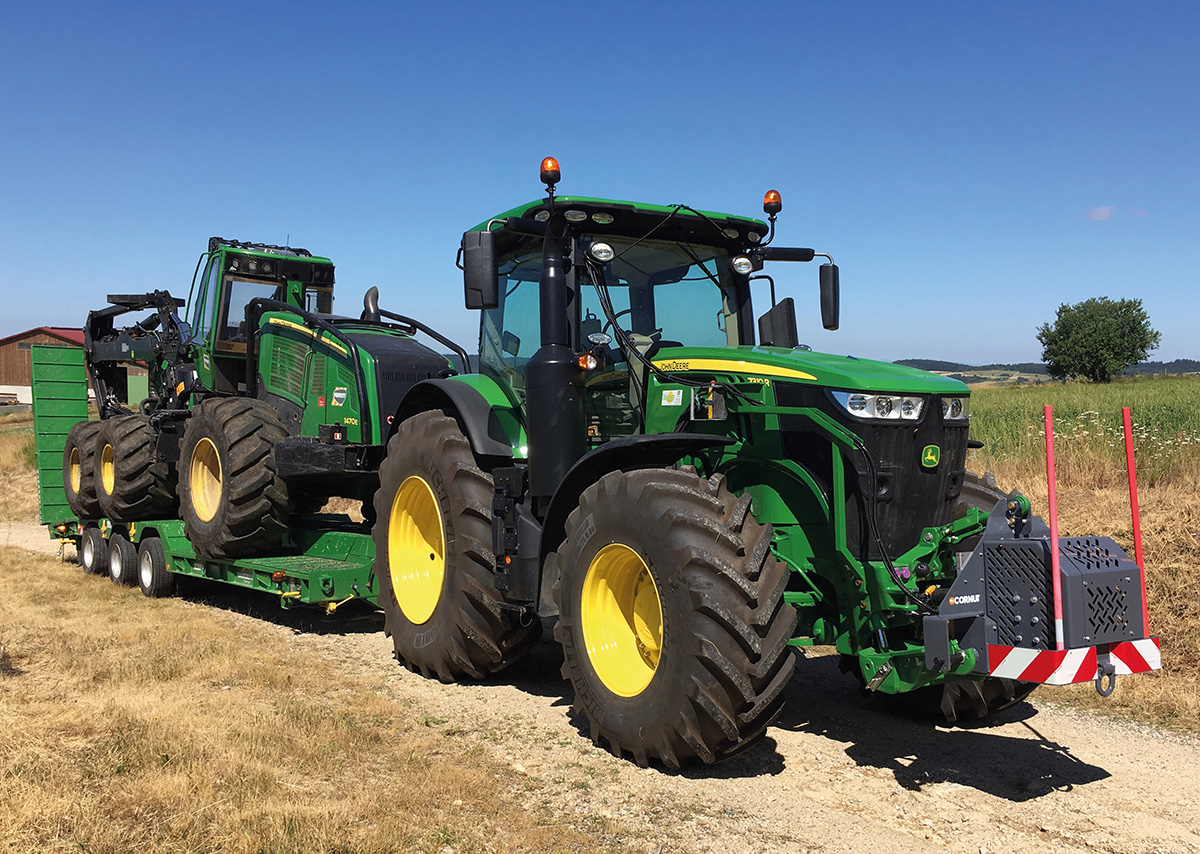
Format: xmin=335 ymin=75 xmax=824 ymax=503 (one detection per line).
xmin=83 ymin=290 xmax=193 ymax=419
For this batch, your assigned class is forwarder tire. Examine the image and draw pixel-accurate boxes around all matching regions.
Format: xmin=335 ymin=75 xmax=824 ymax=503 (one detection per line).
xmin=550 ymin=468 xmax=797 ymax=769
xmin=371 ymin=410 xmax=539 ymax=683
xmin=96 ymin=415 xmax=177 ymax=522
xmin=63 ymin=421 xmax=103 ymax=519
xmin=108 ymin=532 xmax=138 ymax=586
xmin=138 ymin=535 xmax=175 ymax=598
xmin=79 ymin=526 xmax=108 ymax=575
xmin=178 ymin=398 xmax=291 ymax=559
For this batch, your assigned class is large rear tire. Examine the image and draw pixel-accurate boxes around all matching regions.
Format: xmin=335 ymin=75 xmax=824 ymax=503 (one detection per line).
xmin=370 ymin=410 xmax=539 ymax=682
xmin=96 ymin=415 xmax=177 ymax=521
xmin=551 ymin=468 xmax=796 ymax=769
xmin=178 ymin=398 xmax=291 ymax=559
xmin=63 ymin=421 xmax=103 ymax=519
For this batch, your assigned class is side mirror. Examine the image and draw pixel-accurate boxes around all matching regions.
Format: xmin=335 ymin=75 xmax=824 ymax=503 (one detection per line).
xmin=501 ymin=330 xmax=521 ymax=358
xmin=462 ymin=231 xmax=499 ymax=310
xmin=820 ymin=264 xmax=840 ymax=331
xmin=758 ymin=297 xmax=798 ymax=349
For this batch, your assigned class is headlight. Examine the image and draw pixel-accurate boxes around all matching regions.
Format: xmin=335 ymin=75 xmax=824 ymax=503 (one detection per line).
xmin=588 ymin=242 xmax=615 ymax=263
xmin=942 ymin=397 xmax=970 ymax=420
xmin=731 ymin=255 xmax=754 ymax=275
xmin=832 ymin=390 xmax=926 ymax=421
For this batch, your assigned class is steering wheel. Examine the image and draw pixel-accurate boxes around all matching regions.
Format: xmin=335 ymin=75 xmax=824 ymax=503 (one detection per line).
xmin=602 ymin=309 xmax=632 ymax=335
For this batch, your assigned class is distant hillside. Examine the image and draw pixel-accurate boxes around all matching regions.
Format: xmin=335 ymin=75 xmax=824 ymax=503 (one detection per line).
xmin=895 ymin=359 xmax=1048 ymax=375
xmin=895 ymin=358 xmax=1200 ymax=379
xmin=1121 ymin=359 xmax=1200 ymax=376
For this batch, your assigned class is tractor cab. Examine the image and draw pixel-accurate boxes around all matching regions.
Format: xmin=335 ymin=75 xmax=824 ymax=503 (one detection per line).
xmin=185 ymin=238 xmax=335 ymax=395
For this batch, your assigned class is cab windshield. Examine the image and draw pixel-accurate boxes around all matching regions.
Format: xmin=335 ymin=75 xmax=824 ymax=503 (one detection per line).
xmin=479 ymin=235 xmax=741 ymax=389
xmin=579 ymin=236 xmax=738 ymax=350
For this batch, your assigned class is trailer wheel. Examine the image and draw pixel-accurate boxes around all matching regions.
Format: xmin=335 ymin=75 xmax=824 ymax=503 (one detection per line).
xmin=79 ymin=526 xmax=108 ymax=575
xmin=550 ymin=468 xmax=796 ymax=769
xmin=63 ymin=421 xmax=103 ymax=519
xmin=178 ymin=398 xmax=291 ymax=559
xmin=138 ymin=535 xmax=175 ymax=598
xmin=371 ymin=410 xmax=539 ymax=682
xmin=96 ymin=415 xmax=177 ymax=522
xmin=107 ymin=532 xmax=138 ymax=586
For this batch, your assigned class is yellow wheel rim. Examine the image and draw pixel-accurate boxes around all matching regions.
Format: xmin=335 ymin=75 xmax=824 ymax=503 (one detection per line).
xmin=581 ymin=543 xmax=662 ymax=697
xmin=388 ymin=475 xmax=445 ymax=625
xmin=100 ymin=443 xmax=115 ymax=496
xmin=69 ymin=447 xmax=82 ymax=494
xmin=190 ymin=437 xmax=223 ymax=523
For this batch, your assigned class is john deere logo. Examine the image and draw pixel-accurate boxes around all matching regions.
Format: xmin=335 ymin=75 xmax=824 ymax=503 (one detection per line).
xmin=921 ymin=445 xmax=941 ymax=468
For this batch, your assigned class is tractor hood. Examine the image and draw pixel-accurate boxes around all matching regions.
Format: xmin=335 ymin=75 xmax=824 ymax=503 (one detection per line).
xmin=650 ymin=346 xmax=970 ymax=396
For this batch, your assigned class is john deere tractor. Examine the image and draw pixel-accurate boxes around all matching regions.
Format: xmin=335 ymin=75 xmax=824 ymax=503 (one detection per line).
xmin=369 ymin=158 xmax=1157 ymax=769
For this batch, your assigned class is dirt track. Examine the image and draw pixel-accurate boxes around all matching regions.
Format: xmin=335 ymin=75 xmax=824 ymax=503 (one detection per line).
xmin=6 ymin=524 xmax=1199 ymax=854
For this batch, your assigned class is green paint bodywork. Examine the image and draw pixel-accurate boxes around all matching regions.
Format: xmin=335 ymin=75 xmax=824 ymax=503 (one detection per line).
xmin=442 ymin=372 xmax=528 ymax=456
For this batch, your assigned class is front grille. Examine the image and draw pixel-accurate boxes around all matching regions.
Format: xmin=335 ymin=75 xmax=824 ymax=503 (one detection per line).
xmin=776 ymin=383 xmax=968 ymax=558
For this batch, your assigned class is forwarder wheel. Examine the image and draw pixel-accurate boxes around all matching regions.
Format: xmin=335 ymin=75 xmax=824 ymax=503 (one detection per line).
xmin=178 ymin=398 xmax=291 ymax=559
xmin=96 ymin=415 xmax=177 ymax=521
xmin=107 ymin=532 xmax=138 ymax=586
xmin=63 ymin=421 xmax=103 ymax=519
xmin=79 ymin=526 xmax=108 ymax=575
xmin=370 ymin=410 xmax=539 ymax=682
xmin=551 ymin=468 xmax=797 ymax=769
xmin=138 ymin=535 xmax=175 ymax=598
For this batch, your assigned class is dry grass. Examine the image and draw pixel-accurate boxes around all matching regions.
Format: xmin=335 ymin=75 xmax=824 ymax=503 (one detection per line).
xmin=968 ymin=376 xmax=1200 ymax=731
xmin=0 ymin=414 xmax=38 ymax=522
xmin=0 ymin=548 xmax=613 ymax=854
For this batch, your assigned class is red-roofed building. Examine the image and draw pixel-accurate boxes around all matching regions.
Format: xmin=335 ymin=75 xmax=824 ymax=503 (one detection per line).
xmin=0 ymin=327 xmax=87 ymax=404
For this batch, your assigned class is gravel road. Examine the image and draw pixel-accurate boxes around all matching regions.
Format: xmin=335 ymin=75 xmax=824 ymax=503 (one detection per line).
xmin=6 ymin=524 xmax=1197 ymax=854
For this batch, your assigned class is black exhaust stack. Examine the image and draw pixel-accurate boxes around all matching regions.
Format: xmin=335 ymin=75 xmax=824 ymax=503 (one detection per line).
xmin=525 ymin=161 xmax=585 ymax=505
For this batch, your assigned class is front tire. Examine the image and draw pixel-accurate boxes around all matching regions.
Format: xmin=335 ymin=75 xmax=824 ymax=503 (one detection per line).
xmin=178 ymin=398 xmax=291 ymax=559
xmin=889 ymin=470 xmax=1036 ymax=723
xmin=551 ymin=468 xmax=796 ymax=769
xmin=370 ymin=410 xmax=539 ymax=682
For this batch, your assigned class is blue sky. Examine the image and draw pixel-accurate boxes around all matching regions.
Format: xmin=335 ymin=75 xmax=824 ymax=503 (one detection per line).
xmin=2 ymin=1 xmax=1196 ymax=364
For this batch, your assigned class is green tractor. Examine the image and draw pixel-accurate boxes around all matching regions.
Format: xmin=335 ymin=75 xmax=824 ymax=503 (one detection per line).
xmin=374 ymin=157 xmax=1157 ymax=768
xmin=60 ymin=161 xmax=1158 ymax=771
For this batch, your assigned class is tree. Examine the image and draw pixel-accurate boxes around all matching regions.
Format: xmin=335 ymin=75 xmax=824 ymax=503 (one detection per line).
xmin=1036 ymin=297 xmax=1160 ymax=383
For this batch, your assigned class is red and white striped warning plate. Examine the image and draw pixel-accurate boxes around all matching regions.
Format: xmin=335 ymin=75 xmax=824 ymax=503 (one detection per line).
xmin=987 ymin=638 xmax=1161 ymax=685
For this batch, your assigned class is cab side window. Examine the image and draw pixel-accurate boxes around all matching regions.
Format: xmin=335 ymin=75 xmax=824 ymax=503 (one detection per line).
xmin=189 ymin=258 xmax=221 ymax=345
xmin=217 ymin=279 xmax=281 ymax=350
xmin=479 ymin=246 xmax=542 ymax=399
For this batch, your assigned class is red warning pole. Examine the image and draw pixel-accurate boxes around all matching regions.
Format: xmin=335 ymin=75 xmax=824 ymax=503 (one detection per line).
xmin=1123 ymin=407 xmax=1150 ymax=631
xmin=1044 ymin=405 xmax=1065 ymax=650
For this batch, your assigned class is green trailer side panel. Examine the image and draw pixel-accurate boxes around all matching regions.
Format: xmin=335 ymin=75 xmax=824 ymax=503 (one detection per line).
xmin=30 ymin=345 xmax=89 ymax=526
